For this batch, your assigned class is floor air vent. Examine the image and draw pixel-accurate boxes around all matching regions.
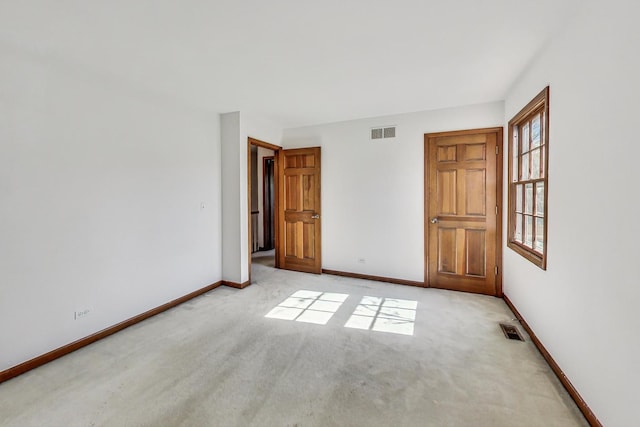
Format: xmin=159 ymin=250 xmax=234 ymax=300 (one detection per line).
xmin=499 ymin=323 xmax=524 ymax=341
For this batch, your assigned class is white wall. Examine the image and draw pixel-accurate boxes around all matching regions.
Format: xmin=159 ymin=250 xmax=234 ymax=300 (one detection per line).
xmin=220 ymin=112 xmax=282 ymax=284
xmin=282 ymin=102 xmax=504 ymax=282
xmin=220 ymin=112 xmax=242 ymax=283
xmin=0 ymin=42 xmax=222 ymax=372
xmin=503 ymin=1 xmax=639 ymax=425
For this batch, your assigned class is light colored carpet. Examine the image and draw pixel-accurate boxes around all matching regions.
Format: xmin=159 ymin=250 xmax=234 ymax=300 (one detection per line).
xmin=0 ymin=258 xmax=587 ymax=426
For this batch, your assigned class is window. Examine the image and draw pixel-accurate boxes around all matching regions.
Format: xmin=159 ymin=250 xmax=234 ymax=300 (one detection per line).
xmin=508 ymin=87 xmax=549 ymax=269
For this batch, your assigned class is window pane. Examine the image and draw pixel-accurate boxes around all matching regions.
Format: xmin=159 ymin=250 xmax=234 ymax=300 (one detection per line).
xmin=515 ymin=184 xmax=523 ymax=213
xmin=530 ymin=148 xmax=540 ymax=179
xmin=515 ymin=214 xmax=523 ymax=243
xmin=525 ymin=183 xmax=533 ymax=214
xmin=536 ymin=182 xmax=545 ymax=216
xmin=525 ymin=215 xmax=533 ymax=248
xmin=535 ymin=218 xmax=545 ymax=252
xmin=531 ymin=114 xmax=541 ymax=148
xmin=522 ymin=123 xmax=530 ymax=153
xmin=512 ymin=131 xmax=519 ymax=182
xmin=540 ymin=145 xmax=546 ymax=179
xmin=522 ymin=153 xmax=530 ymax=181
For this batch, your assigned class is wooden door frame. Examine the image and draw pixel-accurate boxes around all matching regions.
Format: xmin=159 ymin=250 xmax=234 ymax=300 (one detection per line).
xmin=247 ymin=137 xmax=282 ymax=284
xmin=423 ymin=127 xmax=504 ymax=296
xmin=262 ymin=156 xmax=275 ymax=251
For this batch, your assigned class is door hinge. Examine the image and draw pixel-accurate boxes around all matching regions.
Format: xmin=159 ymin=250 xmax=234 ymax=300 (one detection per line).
xmin=495 ymin=146 xmax=499 ymax=155
xmin=495 ymin=205 xmax=498 ymax=215
xmin=495 ymin=266 xmax=499 ymax=275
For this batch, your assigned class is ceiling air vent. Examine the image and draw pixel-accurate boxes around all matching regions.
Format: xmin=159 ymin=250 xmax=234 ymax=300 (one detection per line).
xmin=371 ymin=126 xmax=397 ymax=141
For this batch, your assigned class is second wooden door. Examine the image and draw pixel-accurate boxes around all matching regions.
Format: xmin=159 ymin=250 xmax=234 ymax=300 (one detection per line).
xmin=425 ymin=128 xmax=502 ymax=296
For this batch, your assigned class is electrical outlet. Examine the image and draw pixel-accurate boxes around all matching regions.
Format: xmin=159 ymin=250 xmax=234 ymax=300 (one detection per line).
xmin=74 ymin=309 xmax=91 ymax=320
xmin=358 ymin=258 xmax=366 ymax=264
xmin=200 ymin=202 xmax=205 ymax=210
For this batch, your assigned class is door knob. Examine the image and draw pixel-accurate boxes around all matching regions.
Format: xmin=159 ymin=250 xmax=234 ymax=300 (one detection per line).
xmin=312 ymin=214 xmax=320 ymax=219
xmin=430 ymin=217 xmax=439 ymax=224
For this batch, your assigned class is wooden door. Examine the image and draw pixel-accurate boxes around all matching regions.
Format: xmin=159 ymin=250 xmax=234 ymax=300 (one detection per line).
xmin=425 ymin=128 xmax=503 ymax=296
xmin=278 ymin=147 xmax=322 ymax=274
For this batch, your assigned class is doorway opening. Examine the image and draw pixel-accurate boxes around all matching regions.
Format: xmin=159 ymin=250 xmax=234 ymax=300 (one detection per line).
xmin=248 ymin=140 xmax=323 ymax=282
xmin=248 ymin=138 xmax=281 ymax=281
xmin=262 ymin=156 xmax=275 ymax=251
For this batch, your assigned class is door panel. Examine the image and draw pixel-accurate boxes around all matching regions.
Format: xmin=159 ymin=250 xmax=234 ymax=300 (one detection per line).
xmin=438 ymin=228 xmax=457 ymax=274
xmin=278 ymin=147 xmax=322 ymax=274
xmin=465 ymin=229 xmax=486 ymax=276
xmin=425 ymin=128 xmax=502 ymax=296
xmin=438 ymin=170 xmax=457 ymax=214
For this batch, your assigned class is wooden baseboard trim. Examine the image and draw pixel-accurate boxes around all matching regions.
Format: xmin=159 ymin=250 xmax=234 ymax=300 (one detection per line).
xmin=0 ymin=281 xmax=223 ymax=385
xmin=322 ymin=269 xmax=424 ymax=288
xmin=223 ymin=280 xmax=251 ymax=289
xmin=503 ymin=294 xmax=602 ymax=427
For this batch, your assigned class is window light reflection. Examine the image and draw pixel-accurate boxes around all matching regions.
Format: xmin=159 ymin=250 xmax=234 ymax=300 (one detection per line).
xmin=345 ymin=296 xmax=417 ymax=336
xmin=265 ymin=290 xmax=349 ymax=325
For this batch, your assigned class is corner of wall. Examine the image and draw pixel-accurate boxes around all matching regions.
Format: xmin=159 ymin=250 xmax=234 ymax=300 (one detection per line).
xmin=220 ymin=111 xmax=284 ymax=284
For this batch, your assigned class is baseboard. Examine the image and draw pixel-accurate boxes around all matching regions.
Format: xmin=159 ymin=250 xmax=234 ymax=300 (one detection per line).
xmin=503 ymin=294 xmax=602 ymax=427
xmin=0 ymin=281 xmax=223 ymax=385
xmin=322 ymin=269 xmax=424 ymax=288
xmin=223 ymin=280 xmax=252 ymax=289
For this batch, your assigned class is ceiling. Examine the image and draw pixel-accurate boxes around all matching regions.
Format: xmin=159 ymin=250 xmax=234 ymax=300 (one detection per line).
xmin=0 ymin=0 xmax=585 ymax=128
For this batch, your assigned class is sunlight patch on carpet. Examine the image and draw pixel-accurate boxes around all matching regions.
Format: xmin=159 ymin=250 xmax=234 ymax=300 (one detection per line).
xmin=345 ymin=296 xmax=417 ymax=336
xmin=265 ymin=290 xmax=349 ymax=325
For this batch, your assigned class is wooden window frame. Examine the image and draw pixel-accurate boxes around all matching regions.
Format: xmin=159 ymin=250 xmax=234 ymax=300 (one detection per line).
xmin=507 ymin=87 xmax=550 ymax=269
